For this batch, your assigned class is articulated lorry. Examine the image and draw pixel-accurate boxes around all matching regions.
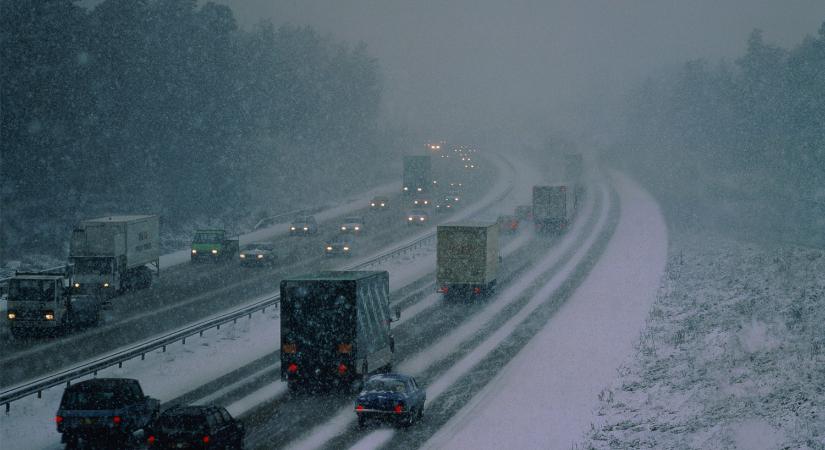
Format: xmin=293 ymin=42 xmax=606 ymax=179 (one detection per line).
xmin=437 ymin=222 xmax=499 ymax=299
xmin=280 ymin=271 xmax=398 ymax=390
xmin=69 ymin=215 xmax=159 ymax=299
xmin=533 ymin=185 xmax=576 ymax=232
xmin=6 ymin=272 xmax=100 ymax=335
xmin=403 ymin=155 xmax=432 ymax=195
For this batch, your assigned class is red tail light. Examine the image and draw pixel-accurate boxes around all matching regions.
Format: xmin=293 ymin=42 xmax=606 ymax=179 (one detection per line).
xmin=473 ymin=287 xmax=481 ymax=294
xmin=287 ymin=363 xmax=298 ymax=373
xmin=112 ymin=416 xmax=122 ymax=424
xmin=393 ymin=404 xmax=404 ymax=414
xmin=147 ymin=435 xmax=156 ymax=445
xmin=55 ymin=415 xmax=63 ymax=423
xmin=356 ymin=405 xmax=364 ymax=411
xmin=439 ymin=286 xmax=448 ymax=293
xmin=338 ymin=363 xmax=348 ymax=375
xmin=203 ymin=435 xmax=210 ymax=443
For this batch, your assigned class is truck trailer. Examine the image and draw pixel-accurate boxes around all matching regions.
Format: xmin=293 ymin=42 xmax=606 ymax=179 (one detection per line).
xmin=69 ymin=215 xmax=159 ymax=299
xmin=436 ymin=222 xmax=499 ymax=299
xmin=403 ymin=155 xmax=432 ymax=195
xmin=280 ymin=271 xmax=397 ymax=390
xmin=533 ymin=185 xmax=576 ymax=233
xmin=6 ymin=272 xmax=100 ymax=336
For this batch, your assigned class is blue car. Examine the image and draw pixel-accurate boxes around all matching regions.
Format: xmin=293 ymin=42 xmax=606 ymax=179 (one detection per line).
xmin=355 ymin=373 xmax=425 ymax=427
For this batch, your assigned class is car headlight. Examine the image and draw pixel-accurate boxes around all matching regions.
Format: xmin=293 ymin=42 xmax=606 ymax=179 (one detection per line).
xmin=380 ymin=203 xmax=385 ymax=207
xmin=420 ymin=217 xmax=425 ymax=221
xmin=371 ymin=203 xmax=375 ymax=207
xmin=408 ymin=217 xmax=413 ymax=221
xmin=403 ymin=187 xmax=408 ymax=191
xmin=257 ymin=254 xmax=264 ymax=259
xmin=424 ymin=200 xmax=429 ymax=205
xmin=240 ymin=254 xmax=246 ymax=259
xmin=44 ymin=311 xmax=55 ymax=321
xmin=417 ymin=187 xmax=422 ymax=192
xmin=354 ymin=226 xmax=360 ymax=231
xmin=343 ymin=246 xmax=350 ymax=251
xmin=103 ymin=282 xmax=109 ymax=288
xmin=303 ymin=227 xmax=308 ymax=231
xmin=290 ymin=226 xmax=296 ymax=231
xmin=191 ymin=249 xmax=197 ymax=254
xmin=211 ymin=249 xmax=218 ymax=254
xmin=326 ymin=246 xmax=333 ymax=251
xmin=341 ymin=226 xmax=347 ymax=231
xmin=7 ymin=312 xmax=16 ymax=320
xmin=73 ymin=282 xmax=80 ymax=288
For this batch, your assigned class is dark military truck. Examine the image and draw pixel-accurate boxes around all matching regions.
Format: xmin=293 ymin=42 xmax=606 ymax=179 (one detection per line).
xmin=190 ymin=229 xmax=240 ymax=263
xmin=56 ymin=378 xmax=160 ymax=448
xmin=402 ymin=155 xmax=432 ymax=195
xmin=280 ymin=271 xmax=398 ymax=390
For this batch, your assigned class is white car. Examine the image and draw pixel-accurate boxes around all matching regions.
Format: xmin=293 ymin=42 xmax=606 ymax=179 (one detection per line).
xmin=340 ymin=216 xmax=365 ymax=234
xmin=407 ymin=210 xmax=429 ymax=225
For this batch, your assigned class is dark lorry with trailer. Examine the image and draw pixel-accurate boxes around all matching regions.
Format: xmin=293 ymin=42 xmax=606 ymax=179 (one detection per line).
xmin=280 ymin=271 xmax=397 ymax=391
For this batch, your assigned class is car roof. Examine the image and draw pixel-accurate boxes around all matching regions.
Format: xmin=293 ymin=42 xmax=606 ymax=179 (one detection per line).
xmin=410 ymin=210 xmax=427 ymax=215
xmin=343 ymin=216 xmax=363 ymax=221
xmin=68 ymin=378 xmax=138 ymax=390
xmin=367 ymin=373 xmax=413 ymax=382
xmin=161 ymin=405 xmax=217 ymax=417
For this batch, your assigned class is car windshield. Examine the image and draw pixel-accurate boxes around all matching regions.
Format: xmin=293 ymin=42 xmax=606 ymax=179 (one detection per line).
xmin=293 ymin=216 xmax=310 ymax=224
xmin=73 ymin=258 xmax=112 ymax=275
xmin=411 ymin=210 xmax=426 ymax=216
xmin=344 ymin=217 xmax=361 ymax=223
xmin=8 ymin=279 xmax=55 ymax=302
xmin=245 ymin=243 xmax=273 ymax=251
xmin=61 ymin=387 xmax=131 ymax=410
xmin=332 ymin=235 xmax=353 ymax=244
xmin=364 ymin=379 xmax=407 ymax=393
xmin=158 ymin=413 xmax=207 ymax=433
xmin=193 ymin=232 xmax=222 ymax=243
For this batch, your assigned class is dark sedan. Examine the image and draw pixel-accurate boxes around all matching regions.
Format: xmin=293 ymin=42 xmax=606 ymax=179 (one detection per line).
xmin=355 ymin=373 xmax=425 ymax=428
xmin=239 ymin=242 xmax=276 ymax=267
xmin=147 ymin=405 xmax=244 ymax=449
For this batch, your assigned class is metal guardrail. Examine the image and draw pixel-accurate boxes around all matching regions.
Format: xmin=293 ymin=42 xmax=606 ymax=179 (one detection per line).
xmin=0 ymin=225 xmax=440 ymax=412
xmin=0 ymin=154 xmax=513 ymax=412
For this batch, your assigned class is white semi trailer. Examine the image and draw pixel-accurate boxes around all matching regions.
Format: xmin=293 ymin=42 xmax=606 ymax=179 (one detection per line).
xmin=69 ymin=215 xmax=159 ymax=299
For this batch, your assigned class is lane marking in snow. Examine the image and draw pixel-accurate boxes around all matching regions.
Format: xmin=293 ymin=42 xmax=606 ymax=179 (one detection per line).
xmin=284 ymin=184 xmax=608 ymax=450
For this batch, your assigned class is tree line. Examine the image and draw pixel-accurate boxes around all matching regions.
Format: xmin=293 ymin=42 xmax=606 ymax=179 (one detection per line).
xmin=612 ymin=23 xmax=825 ymax=243
xmin=0 ymin=0 xmax=385 ymax=260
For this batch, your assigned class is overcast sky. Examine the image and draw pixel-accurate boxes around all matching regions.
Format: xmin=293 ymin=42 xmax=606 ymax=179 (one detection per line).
xmin=213 ymin=1 xmax=824 ymax=145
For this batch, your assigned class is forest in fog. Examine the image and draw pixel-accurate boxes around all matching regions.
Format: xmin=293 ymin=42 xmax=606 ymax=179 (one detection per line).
xmin=1 ymin=0 xmax=386 ymax=259
xmin=613 ymin=24 xmax=825 ymax=245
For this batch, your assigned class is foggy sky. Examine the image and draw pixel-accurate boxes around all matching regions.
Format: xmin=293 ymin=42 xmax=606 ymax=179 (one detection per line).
xmin=215 ymin=0 xmax=824 ymax=146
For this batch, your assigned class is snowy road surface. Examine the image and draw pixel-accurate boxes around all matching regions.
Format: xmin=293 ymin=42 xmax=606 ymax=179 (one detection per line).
xmin=159 ymin=181 xmax=399 ymax=268
xmin=424 ymin=171 xmax=667 ymax=449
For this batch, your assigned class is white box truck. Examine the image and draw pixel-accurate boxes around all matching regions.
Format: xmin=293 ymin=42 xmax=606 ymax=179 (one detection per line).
xmin=437 ymin=222 xmax=499 ymax=299
xmin=69 ymin=215 xmax=159 ymax=299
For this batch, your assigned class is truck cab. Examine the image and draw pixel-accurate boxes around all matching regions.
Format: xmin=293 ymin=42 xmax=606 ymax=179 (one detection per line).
xmin=6 ymin=274 xmax=99 ymax=335
xmin=190 ymin=229 xmax=240 ymax=262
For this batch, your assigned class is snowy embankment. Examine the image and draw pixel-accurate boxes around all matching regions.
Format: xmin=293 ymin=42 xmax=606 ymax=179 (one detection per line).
xmin=424 ymin=171 xmax=668 ymax=450
xmin=0 ymin=152 xmax=532 ymax=450
xmin=583 ymin=225 xmax=825 ymax=449
xmin=158 ymin=181 xmax=398 ymax=268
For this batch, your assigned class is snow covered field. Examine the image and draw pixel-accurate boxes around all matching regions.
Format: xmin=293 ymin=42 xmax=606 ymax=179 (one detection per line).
xmin=583 ymin=225 xmax=825 ymax=448
xmin=424 ymin=172 xmax=668 ymax=449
